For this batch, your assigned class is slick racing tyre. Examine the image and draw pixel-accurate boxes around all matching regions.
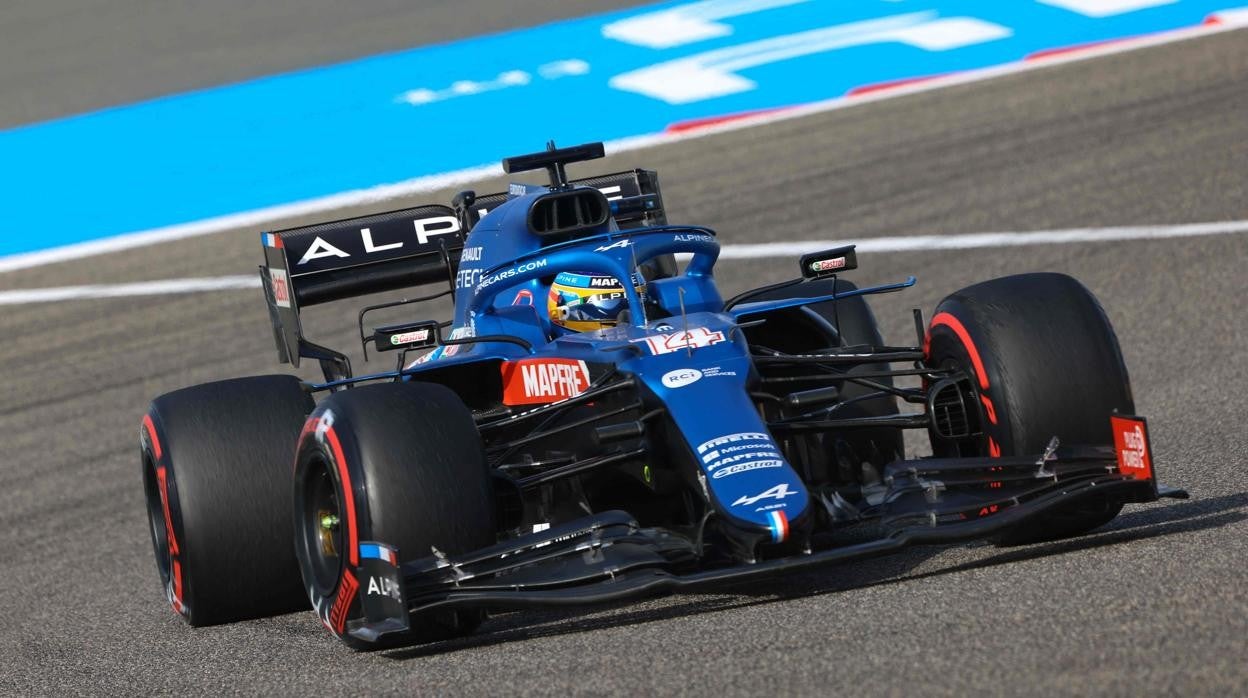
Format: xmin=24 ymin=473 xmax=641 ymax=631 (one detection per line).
xmin=925 ymin=273 xmax=1134 ymax=545
xmin=293 ymin=382 xmax=496 ymax=650
xmin=140 ymin=375 xmax=315 ymax=625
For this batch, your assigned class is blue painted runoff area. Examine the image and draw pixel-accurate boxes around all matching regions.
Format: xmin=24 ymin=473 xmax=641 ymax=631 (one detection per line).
xmin=0 ymin=0 xmax=1235 ymax=256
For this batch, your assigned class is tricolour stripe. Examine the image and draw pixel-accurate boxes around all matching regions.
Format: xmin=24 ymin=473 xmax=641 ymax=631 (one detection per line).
xmin=768 ymin=510 xmax=790 ymax=542
xmin=360 ymin=543 xmax=398 ymax=565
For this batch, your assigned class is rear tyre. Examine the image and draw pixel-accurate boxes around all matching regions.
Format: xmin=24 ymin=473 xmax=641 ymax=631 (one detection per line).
xmin=925 ymin=273 xmax=1133 ymax=545
xmin=140 ymin=375 xmax=315 ymax=625
xmin=292 ymin=382 xmax=495 ymax=649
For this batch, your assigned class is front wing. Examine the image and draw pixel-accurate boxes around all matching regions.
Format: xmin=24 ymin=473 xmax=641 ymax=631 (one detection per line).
xmin=346 ymin=426 xmax=1185 ymax=644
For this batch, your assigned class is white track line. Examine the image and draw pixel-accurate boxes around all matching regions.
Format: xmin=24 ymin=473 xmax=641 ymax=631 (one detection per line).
xmin=715 ymin=219 xmax=1248 ymax=258
xmin=0 ymin=164 xmax=501 ymax=275
xmin=3 ymin=220 xmax=1244 ymax=305
xmin=0 ymin=19 xmax=1243 ymax=276
xmin=0 ymin=275 xmax=259 ymax=305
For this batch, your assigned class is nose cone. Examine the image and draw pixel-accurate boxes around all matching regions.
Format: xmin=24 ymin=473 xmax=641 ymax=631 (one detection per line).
xmin=637 ymin=352 xmax=809 ymax=545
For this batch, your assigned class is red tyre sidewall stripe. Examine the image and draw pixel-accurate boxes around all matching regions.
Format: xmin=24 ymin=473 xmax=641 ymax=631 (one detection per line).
xmin=142 ymin=414 xmax=162 ymax=460
xmin=172 ymin=559 xmax=184 ymax=608
xmin=930 ymin=311 xmax=1003 ymax=458
xmin=155 ymin=467 xmax=180 ymax=556
xmin=929 ymin=312 xmax=989 ymax=390
xmin=329 ymin=569 xmax=358 ymax=635
xmin=296 ymin=416 xmax=317 ymax=458
xmin=298 ymin=417 xmax=361 ymax=635
xmin=980 ymin=394 xmax=998 ymax=425
xmin=144 ymin=414 xmax=186 ymax=613
xmin=324 ymin=426 xmax=359 ymax=566
xmin=159 ymin=471 xmax=186 ymax=610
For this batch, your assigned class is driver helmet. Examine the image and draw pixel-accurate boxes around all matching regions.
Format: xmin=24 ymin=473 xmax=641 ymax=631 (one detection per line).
xmin=548 ymin=271 xmax=646 ymax=332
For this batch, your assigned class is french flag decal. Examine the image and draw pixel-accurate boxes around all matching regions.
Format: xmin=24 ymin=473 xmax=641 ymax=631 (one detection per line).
xmin=359 ymin=543 xmax=398 ymax=565
xmin=767 ymin=510 xmax=789 ymax=543
xmin=262 ymin=232 xmax=283 ymax=248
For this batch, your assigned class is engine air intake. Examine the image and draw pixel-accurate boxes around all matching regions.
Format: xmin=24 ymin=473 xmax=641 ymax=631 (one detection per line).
xmin=528 ymin=188 xmax=610 ymax=239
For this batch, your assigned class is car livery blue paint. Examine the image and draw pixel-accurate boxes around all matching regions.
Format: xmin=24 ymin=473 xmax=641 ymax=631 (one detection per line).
xmin=396 ymin=189 xmax=822 ymax=537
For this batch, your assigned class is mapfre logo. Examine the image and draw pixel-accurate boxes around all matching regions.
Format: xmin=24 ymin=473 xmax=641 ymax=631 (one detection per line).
xmin=501 ymin=358 xmax=592 ymax=406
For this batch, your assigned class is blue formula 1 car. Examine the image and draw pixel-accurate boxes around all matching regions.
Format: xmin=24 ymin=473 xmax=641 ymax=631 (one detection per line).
xmin=139 ymin=142 xmax=1185 ymax=648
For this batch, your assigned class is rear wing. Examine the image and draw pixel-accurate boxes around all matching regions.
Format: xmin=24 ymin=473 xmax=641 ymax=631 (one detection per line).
xmin=259 ymin=169 xmax=666 ymax=380
xmin=260 ymin=204 xmax=464 ymax=378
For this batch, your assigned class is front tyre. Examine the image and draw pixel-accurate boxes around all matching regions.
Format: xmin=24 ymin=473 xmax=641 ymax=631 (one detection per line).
xmin=293 ymin=382 xmax=496 ymax=649
xmin=925 ymin=273 xmax=1134 ymax=545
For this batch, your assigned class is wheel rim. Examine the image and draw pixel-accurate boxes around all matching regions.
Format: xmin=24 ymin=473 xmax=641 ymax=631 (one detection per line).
xmin=299 ymin=458 xmax=344 ymax=593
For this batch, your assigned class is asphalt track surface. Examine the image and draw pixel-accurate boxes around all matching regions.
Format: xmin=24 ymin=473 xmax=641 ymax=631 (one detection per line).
xmin=2 ymin=14 xmax=1248 ymax=698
